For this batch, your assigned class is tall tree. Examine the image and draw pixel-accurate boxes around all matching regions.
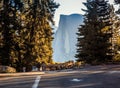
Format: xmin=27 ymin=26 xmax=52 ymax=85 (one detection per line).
xmin=18 ymin=0 xmax=59 ymax=71
xmin=0 ymin=0 xmax=59 ymax=71
xmin=0 ymin=0 xmax=23 ymax=66
xmin=111 ymin=1 xmax=120 ymax=62
xmin=114 ymin=0 xmax=120 ymax=14
xmin=75 ymin=0 xmax=113 ymax=64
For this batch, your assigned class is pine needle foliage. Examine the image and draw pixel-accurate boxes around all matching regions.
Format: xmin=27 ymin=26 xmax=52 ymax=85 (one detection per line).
xmin=75 ymin=0 xmax=113 ymax=65
xmin=0 ymin=0 xmax=59 ymax=71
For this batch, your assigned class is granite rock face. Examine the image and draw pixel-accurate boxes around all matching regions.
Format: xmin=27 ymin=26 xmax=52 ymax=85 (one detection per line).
xmin=52 ymin=14 xmax=83 ymax=62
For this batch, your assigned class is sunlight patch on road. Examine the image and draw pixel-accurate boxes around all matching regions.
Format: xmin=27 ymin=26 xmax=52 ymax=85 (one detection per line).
xmin=108 ymin=71 xmax=120 ymax=74
xmin=79 ymin=83 xmax=102 ymax=87
xmin=32 ymin=76 xmax=41 ymax=88
xmin=62 ymin=71 xmax=79 ymax=74
xmin=90 ymin=71 xmax=105 ymax=74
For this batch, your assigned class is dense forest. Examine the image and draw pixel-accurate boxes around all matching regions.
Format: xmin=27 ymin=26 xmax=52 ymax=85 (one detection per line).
xmin=76 ymin=0 xmax=120 ymax=65
xmin=0 ymin=0 xmax=120 ymax=72
xmin=0 ymin=0 xmax=59 ymax=71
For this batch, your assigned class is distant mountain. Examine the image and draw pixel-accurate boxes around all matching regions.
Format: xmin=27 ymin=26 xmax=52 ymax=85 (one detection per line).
xmin=52 ymin=14 xmax=84 ymax=62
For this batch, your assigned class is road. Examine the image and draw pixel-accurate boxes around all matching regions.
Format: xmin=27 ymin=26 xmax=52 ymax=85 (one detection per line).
xmin=0 ymin=65 xmax=120 ymax=88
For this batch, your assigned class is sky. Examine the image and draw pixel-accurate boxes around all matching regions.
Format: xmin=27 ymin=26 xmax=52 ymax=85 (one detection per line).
xmin=54 ymin=0 xmax=116 ymax=27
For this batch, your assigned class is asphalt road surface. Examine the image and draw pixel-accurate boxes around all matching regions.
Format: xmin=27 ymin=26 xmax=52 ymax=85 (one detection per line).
xmin=0 ymin=65 xmax=120 ymax=88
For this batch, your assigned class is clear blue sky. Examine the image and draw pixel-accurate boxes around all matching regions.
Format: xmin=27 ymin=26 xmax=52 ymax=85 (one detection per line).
xmin=54 ymin=0 xmax=115 ymax=27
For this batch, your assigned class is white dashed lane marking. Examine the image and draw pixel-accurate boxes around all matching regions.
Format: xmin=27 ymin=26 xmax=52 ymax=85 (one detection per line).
xmin=71 ymin=78 xmax=83 ymax=82
xmin=32 ymin=76 xmax=41 ymax=88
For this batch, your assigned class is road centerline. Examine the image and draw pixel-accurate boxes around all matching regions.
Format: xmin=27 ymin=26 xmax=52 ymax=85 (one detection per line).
xmin=32 ymin=76 xmax=41 ymax=88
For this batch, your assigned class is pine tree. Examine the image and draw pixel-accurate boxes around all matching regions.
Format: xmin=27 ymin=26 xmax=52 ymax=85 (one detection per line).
xmin=96 ymin=0 xmax=111 ymax=25
xmin=0 ymin=0 xmax=23 ymax=66
xmin=0 ymin=0 xmax=59 ymax=71
xmin=114 ymin=0 xmax=120 ymax=14
xmin=75 ymin=0 xmax=113 ymax=64
xmin=18 ymin=0 xmax=59 ymax=71
xmin=112 ymin=16 xmax=120 ymax=52
xmin=111 ymin=6 xmax=120 ymax=62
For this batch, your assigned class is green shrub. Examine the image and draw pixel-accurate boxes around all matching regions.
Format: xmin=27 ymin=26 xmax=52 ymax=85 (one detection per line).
xmin=0 ymin=66 xmax=16 ymax=73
